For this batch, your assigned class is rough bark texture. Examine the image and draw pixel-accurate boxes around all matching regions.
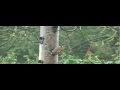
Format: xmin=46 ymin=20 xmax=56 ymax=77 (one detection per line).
xmin=39 ymin=26 xmax=59 ymax=64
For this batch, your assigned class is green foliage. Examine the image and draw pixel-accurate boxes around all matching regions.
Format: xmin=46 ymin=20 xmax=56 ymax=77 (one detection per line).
xmin=59 ymin=52 xmax=120 ymax=64
xmin=83 ymin=55 xmax=119 ymax=64
xmin=0 ymin=53 xmax=17 ymax=64
xmin=0 ymin=51 xmax=119 ymax=64
xmin=0 ymin=26 xmax=39 ymax=63
xmin=0 ymin=53 xmax=38 ymax=64
xmin=0 ymin=26 xmax=119 ymax=64
xmin=60 ymin=26 xmax=119 ymax=60
xmin=59 ymin=52 xmax=82 ymax=64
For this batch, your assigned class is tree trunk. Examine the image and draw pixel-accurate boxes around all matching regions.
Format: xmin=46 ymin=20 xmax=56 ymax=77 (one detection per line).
xmin=39 ymin=26 xmax=59 ymax=64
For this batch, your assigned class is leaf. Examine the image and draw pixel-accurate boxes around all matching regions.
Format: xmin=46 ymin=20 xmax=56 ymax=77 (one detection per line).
xmin=102 ymin=41 xmax=104 ymax=45
xmin=68 ymin=60 xmax=75 ymax=64
xmin=62 ymin=59 xmax=69 ymax=64
xmin=75 ymin=59 xmax=82 ymax=64
xmin=115 ymin=60 xmax=120 ymax=64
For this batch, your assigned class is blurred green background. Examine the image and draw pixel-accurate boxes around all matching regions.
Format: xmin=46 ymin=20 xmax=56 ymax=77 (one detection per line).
xmin=0 ymin=26 xmax=119 ymax=64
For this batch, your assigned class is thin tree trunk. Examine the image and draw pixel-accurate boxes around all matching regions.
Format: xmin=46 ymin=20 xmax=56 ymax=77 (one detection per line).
xmin=39 ymin=26 xmax=59 ymax=64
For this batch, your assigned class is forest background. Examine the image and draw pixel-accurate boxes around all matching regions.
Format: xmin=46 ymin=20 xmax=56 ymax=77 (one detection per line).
xmin=0 ymin=26 xmax=119 ymax=64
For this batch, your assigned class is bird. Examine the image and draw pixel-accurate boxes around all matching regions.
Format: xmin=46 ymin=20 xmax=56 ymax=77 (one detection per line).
xmin=51 ymin=46 xmax=64 ymax=56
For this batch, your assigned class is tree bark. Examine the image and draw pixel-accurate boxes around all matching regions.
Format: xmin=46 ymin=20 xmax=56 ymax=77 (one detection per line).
xmin=39 ymin=26 xmax=59 ymax=64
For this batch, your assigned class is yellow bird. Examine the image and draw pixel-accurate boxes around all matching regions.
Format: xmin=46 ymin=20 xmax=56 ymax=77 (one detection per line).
xmin=51 ymin=46 xmax=64 ymax=56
